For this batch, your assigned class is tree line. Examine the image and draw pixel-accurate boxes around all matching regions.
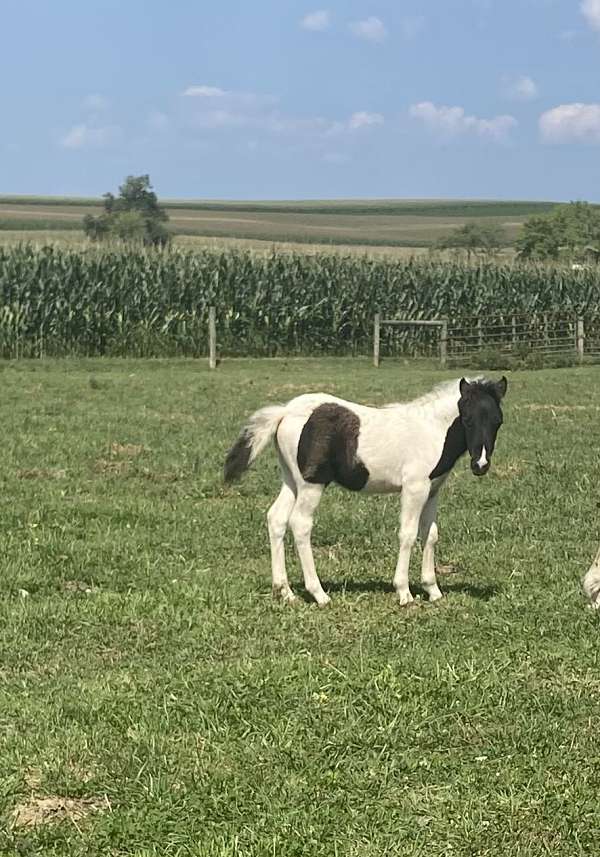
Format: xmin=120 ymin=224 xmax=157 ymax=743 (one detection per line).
xmin=436 ymin=201 xmax=600 ymax=262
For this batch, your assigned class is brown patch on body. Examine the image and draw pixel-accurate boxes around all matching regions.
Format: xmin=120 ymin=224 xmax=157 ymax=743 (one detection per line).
xmin=12 ymin=796 xmax=107 ymax=829
xmin=297 ymin=403 xmax=369 ymax=491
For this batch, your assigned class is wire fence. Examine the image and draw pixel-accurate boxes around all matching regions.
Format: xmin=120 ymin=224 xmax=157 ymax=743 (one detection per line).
xmin=373 ymin=313 xmax=600 ymax=366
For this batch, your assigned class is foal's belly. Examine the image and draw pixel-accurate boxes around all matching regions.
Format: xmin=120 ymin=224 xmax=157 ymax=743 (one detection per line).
xmin=360 ymin=477 xmax=402 ymax=494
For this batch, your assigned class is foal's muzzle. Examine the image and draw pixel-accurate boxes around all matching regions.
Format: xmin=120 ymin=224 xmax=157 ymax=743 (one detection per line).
xmin=471 ymin=459 xmax=490 ymax=476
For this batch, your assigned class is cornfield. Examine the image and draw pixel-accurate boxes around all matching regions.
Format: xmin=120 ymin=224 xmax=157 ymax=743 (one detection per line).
xmin=0 ymin=244 xmax=599 ymax=357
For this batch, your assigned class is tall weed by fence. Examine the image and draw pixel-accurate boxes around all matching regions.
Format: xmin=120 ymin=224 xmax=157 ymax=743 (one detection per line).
xmin=0 ymin=244 xmax=599 ymax=357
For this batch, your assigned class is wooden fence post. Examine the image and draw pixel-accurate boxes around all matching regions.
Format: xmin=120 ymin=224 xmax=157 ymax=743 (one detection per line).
xmin=373 ymin=313 xmax=381 ymax=368
xmin=577 ymin=316 xmax=585 ymax=362
xmin=209 ymin=306 xmax=217 ymax=369
xmin=440 ymin=319 xmax=448 ymax=367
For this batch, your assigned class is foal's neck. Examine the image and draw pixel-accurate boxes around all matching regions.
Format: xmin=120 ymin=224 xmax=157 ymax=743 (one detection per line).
xmin=425 ymin=386 xmax=462 ymax=428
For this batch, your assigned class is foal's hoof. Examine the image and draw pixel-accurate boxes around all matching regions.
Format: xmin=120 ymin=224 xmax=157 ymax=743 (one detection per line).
xmin=316 ymin=594 xmax=332 ymax=608
xmin=397 ymin=592 xmax=415 ymax=607
xmin=272 ymin=585 xmax=297 ymax=605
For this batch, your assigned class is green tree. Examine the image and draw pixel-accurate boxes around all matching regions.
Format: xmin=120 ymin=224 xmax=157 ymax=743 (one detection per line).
xmin=516 ymin=201 xmax=600 ymax=261
xmin=435 ymin=222 xmax=507 ymax=258
xmin=83 ymin=175 xmax=170 ymax=246
xmin=515 ymin=214 xmax=560 ymax=260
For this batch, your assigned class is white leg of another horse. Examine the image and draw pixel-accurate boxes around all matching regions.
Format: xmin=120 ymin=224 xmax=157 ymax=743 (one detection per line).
xmin=419 ymin=496 xmax=442 ymax=602
xmin=583 ymin=545 xmax=600 ymax=609
xmin=267 ymin=479 xmax=297 ymax=603
xmin=394 ymin=483 xmax=430 ymax=605
xmin=289 ymin=483 xmax=330 ymax=607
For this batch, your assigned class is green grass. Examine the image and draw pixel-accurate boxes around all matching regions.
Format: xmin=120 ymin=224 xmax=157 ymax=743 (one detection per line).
xmin=0 ymin=218 xmax=82 ymax=232
xmin=0 ymin=357 xmax=598 ymax=855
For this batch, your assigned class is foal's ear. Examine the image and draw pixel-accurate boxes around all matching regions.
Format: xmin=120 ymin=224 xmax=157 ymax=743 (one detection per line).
xmin=459 ymin=377 xmax=470 ymax=397
xmin=494 ymin=376 xmax=508 ymax=400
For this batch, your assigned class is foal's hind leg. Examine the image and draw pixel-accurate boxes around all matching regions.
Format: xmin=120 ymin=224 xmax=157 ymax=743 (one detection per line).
xmin=267 ymin=470 xmax=297 ymax=603
xmin=289 ymin=483 xmax=330 ymax=607
xmin=419 ymin=495 xmax=443 ymax=602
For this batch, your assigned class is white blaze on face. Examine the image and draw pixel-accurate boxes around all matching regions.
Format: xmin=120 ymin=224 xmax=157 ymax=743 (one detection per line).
xmin=476 ymin=447 xmax=488 ymax=469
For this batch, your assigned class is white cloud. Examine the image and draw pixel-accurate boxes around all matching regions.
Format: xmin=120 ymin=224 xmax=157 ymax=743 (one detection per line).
xmin=60 ymin=123 xmax=118 ymax=149
xmin=348 ymin=111 xmax=384 ymax=130
xmin=181 ymin=85 xmax=276 ymax=110
xmin=349 ymin=16 xmax=387 ymax=42
xmin=301 ymin=10 xmax=330 ymax=31
xmin=503 ymin=75 xmax=538 ymax=101
xmin=410 ymin=101 xmax=517 ymax=141
xmin=83 ymin=94 xmax=109 ymax=111
xmin=182 ymin=85 xmax=227 ymax=98
xmin=271 ymin=111 xmax=383 ymax=136
xmin=540 ymin=102 xmax=600 ymax=143
xmin=581 ymin=0 xmax=600 ymax=31
xmin=183 ymin=85 xmax=266 ymax=131
xmin=180 ymin=82 xmax=383 ymax=142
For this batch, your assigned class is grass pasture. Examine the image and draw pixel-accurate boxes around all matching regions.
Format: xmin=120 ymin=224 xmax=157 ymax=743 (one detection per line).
xmin=0 ymin=197 xmax=554 ymax=250
xmin=0 ymin=356 xmax=599 ymax=855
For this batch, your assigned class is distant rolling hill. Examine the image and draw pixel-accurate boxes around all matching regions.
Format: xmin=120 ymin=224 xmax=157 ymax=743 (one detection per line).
xmin=0 ymin=196 xmax=558 ymax=249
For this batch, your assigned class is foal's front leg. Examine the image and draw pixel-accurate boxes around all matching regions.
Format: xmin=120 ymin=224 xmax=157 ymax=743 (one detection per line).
xmin=393 ymin=483 xmax=430 ymax=605
xmin=418 ymin=495 xmax=443 ymax=602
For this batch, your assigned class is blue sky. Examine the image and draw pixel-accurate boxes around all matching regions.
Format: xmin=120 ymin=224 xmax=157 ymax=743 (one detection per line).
xmin=2 ymin=0 xmax=600 ymax=200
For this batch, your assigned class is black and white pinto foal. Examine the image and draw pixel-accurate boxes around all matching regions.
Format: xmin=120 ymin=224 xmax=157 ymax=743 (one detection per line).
xmin=225 ymin=377 xmax=507 ymax=606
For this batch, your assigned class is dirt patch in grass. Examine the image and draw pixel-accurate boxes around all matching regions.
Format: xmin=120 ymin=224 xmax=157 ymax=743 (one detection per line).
xmin=139 ymin=467 xmax=180 ymax=482
xmin=94 ymin=458 xmax=129 ymax=476
xmin=436 ymin=563 xmax=460 ymax=576
xmin=12 ymin=795 xmax=107 ymax=829
xmin=109 ymin=442 xmax=145 ymax=458
xmin=94 ymin=442 xmax=146 ymax=476
xmin=17 ymin=468 xmax=67 ymax=480
xmin=493 ymin=462 xmax=524 ymax=479
xmin=62 ymin=579 xmax=94 ymax=594
xmin=23 ymin=769 xmax=42 ymax=791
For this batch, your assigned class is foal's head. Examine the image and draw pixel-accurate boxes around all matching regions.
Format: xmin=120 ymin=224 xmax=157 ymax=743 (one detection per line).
xmin=458 ymin=377 xmax=507 ymax=476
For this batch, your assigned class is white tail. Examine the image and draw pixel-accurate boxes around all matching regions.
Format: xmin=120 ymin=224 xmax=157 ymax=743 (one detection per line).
xmin=224 ymin=405 xmax=286 ymax=482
